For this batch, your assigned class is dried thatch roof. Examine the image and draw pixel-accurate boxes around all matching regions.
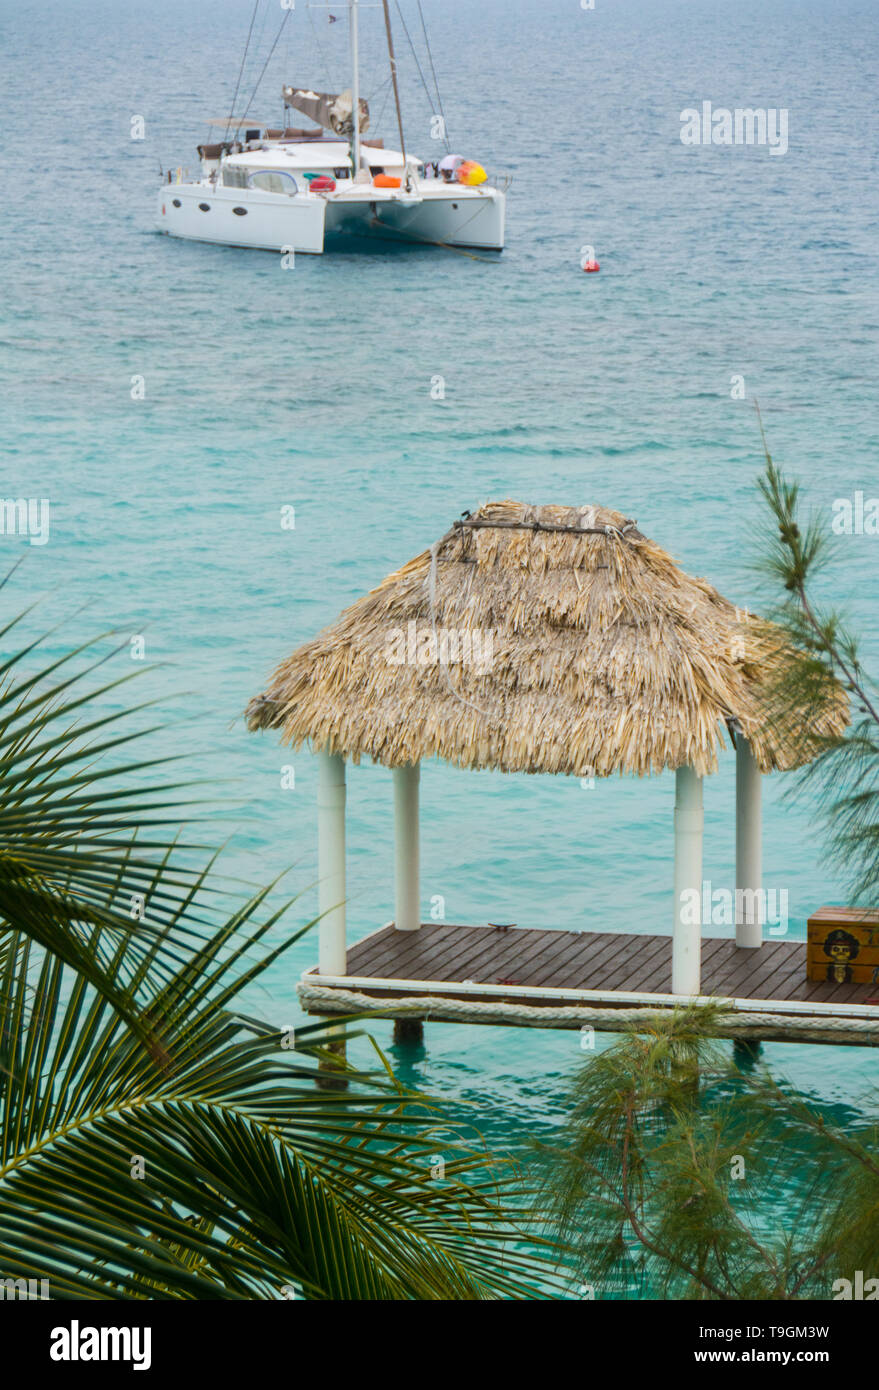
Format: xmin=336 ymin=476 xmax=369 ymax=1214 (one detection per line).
xmin=246 ymin=501 xmax=848 ymax=777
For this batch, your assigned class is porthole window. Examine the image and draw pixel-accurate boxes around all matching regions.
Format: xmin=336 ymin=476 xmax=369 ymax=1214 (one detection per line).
xmin=172 ymin=198 xmax=181 ymax=207
xmin=452 ymin=202 xmax=459 ymax=209
xmin=198 ymin=202 xmax=210 ymax=211
xmin=232 ymin=207 xmax=248 ymax=216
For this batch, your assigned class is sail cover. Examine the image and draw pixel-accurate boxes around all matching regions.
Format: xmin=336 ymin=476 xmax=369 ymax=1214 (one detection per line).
xmin=282 ymin=87 xmax=369 ymax=136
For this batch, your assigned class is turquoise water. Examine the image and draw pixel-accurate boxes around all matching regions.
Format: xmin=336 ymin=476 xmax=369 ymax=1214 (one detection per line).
xmin=2 ymin=0 xmax=879 ymax=1237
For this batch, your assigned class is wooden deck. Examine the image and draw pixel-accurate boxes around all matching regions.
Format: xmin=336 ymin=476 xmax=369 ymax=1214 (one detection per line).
xmin=299 ymin=924 xmax=879 ymax=1045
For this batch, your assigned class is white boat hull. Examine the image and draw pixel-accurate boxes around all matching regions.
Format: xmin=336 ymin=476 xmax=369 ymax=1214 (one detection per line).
xmin=157 ymin=181 xmax=504 ymax=254
xmin=157 ymin=182 xmax=326 ymax=253
xmin=325 ymin=186 xmax=505 ymax=250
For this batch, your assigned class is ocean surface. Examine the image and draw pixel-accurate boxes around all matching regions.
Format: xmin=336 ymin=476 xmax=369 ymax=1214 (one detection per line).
xmin=2 ymin=0 xmax=878 ymax=1292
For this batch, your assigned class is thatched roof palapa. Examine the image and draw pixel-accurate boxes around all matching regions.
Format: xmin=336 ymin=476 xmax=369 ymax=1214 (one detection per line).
xmin=246 ymin=501 xmax=848 ymax=778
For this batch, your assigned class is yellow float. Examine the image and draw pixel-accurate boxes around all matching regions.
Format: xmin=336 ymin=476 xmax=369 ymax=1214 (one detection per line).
xmin=455 ymin=160 xmax=487 ymax=186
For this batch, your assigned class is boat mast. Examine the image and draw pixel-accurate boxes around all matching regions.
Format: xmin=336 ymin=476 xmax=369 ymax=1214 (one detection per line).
xmin=381 ymin=0 xmax=408 ymax=185
xmin=350 ymin=0 xmax=361 ymax=177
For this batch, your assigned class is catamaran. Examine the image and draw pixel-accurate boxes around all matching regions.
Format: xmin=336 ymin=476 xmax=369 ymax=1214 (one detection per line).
xmin=157 ymin=1 xmax=507 ymax=254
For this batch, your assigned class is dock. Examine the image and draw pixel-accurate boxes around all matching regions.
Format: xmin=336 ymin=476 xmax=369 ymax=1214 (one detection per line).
xmin=249 ymin=500 xmax=859 ymax=1051
xmin=299 ymin=923 xmax=879 ymax=1046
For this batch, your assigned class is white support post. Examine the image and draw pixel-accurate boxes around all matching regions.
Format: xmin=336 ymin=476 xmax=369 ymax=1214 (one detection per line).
xmin=393 ymin=762 xmax=420 ymax=931
xmin=317 ymin=750 xmax=346 ymax=976
xmin=735 ymin=736 xmax=763 ymax=948
xmin=672 ymin=765 xmax=703 ymax=995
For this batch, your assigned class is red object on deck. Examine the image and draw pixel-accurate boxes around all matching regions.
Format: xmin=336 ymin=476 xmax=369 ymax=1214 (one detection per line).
xmin=310 ymin=176 xmax=336 ymax=192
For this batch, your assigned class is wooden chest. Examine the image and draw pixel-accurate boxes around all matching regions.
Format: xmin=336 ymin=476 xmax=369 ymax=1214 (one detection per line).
xmin=807 ymin=906 xmax=879 ymax=985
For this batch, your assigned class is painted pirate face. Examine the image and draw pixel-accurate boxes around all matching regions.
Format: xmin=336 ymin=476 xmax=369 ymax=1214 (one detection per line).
xmin=823 ymin=930 xmax=861 ymax=964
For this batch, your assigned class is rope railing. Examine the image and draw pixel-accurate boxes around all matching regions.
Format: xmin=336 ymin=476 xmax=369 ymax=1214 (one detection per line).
xmin=299 ymin=981 xmax=879 ymax=1046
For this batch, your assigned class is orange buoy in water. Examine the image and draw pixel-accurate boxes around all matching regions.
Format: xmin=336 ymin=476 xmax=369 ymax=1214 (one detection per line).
xmin=582 ymin=259 xmax=600 ymax=272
